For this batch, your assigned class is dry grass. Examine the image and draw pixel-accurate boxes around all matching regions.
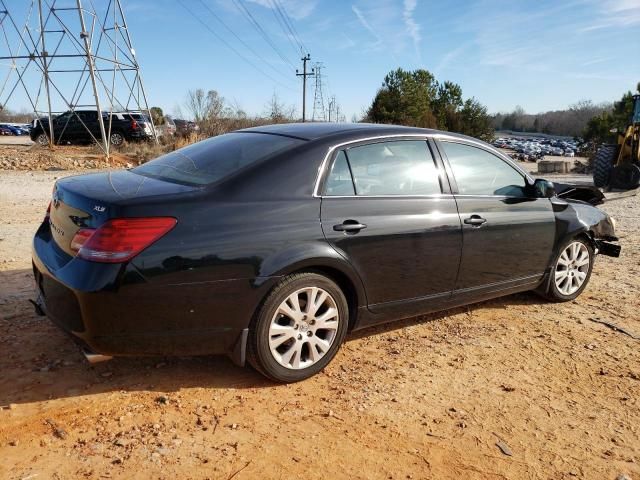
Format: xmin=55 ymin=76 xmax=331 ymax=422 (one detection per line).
xmin=86 ymin=133 xmax=201 ymax=165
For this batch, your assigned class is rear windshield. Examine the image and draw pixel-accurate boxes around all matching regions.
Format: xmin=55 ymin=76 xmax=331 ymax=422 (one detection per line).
xmin=133 ymin=132 xmax=304 ymax=186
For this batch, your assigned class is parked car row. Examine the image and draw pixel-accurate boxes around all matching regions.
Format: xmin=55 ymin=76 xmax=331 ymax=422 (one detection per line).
xmin=0 ymin=123 xmax=31 ymax=136
xmin=493 ymin=136 xmax=579 ymax=158
xmin=152 ymin=117 xmax=198 ymax=138
xmin=30 ymin=110 xmax=154 ymax=146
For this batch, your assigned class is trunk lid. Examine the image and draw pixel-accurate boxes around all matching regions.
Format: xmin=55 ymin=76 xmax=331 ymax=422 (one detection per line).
xmin=49 ymin=170 xmax=198 ymax=256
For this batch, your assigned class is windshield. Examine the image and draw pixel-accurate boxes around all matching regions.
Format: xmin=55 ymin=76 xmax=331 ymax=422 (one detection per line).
xmin=133 ymin=132 xmax=304 ymax=186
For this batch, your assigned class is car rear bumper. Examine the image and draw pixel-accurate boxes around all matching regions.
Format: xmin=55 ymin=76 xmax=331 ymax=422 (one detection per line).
xmin=32 ymin=223 xmax=262 ymax=360
xmin=127 ymin=131 xmax=153 ymax=141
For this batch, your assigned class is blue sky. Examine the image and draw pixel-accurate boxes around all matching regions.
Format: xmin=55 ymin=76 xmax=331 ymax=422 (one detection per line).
xmin=3 ymin=0 xmax=640 ymax=120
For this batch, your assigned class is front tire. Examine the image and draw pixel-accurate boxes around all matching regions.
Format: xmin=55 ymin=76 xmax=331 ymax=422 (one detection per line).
xmin=35 ymin=133 xmax=49 ymax=146
xmin=247 ymin=273 xmax=349 ymax=382
xmin=542 ymin=237 xmax=594 ymax=302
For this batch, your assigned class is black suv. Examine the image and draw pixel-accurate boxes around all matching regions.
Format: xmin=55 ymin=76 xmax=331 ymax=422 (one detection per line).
xmin=30 ymin=110 xmax=153 ymax=146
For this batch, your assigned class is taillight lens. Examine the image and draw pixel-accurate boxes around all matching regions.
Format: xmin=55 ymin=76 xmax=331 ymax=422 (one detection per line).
xmin=131 ymin=120 xmax=139 ymax=130
xmin=70 ymin=228 xmax=95 ymax=252
xmin=71 ymin=217 xmax=176 ymax=263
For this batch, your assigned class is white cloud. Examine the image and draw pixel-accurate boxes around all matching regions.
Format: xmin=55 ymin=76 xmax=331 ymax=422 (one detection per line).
xmin=351 ymin=5 xmax=383 ymax=47
xmin=435 ymin=43 xmax=468 ymax=75
xmin=245 ymin=0 xmax=317 ymax=20
xmin=579 ymin=0 xmax=640 ymax=31
xmin=402 ymin=0 xmax=422 ymax=62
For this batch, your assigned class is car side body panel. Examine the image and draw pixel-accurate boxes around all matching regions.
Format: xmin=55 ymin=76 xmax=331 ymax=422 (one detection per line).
xmin=30 ymin=123 xmax=620 ymax=365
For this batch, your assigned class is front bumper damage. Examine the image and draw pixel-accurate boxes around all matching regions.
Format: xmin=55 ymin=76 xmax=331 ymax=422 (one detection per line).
xmin=595 ymin=239 xmax=621 ymax=258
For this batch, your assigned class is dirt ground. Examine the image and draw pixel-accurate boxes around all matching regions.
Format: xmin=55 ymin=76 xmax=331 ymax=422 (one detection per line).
xmin=1 ymin=166 xmax=639 ymax=480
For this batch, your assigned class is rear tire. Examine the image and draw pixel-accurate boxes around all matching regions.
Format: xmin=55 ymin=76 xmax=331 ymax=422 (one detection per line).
xmin=247 ymin=272 xmax=349 ymax=382
xmin=109 ymin=132 xmax=124 ymax=146
xmin=592 ymin=145 xmax=617 ymax=188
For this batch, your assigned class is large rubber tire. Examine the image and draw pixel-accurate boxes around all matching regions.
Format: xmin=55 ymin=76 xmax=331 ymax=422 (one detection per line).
xmin=109 ymin=131 xmax=125 ymax=146
xmin=609 ymin=163 xmax=640 ymax=190
xmin=539 ymin=237 xmax=595 ymax=302
xmin=592 ymin=145 xmax=617 ymax=188
xmin=35 ymin=133 xmax=49 ymax=146
xmin=247 ymin=272 xmax=349 ymax=383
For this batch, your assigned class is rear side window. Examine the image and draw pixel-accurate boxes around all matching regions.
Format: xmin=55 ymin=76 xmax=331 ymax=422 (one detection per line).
xmin=325 ymin=151 xmax=355 ymax=196
xmin=133 ymin=132 xmax=304 ymax=186
xmin=440 ymin=142 xmax=527 ymax=197
xmin=343 ymin=140 xmax=441 ymax=196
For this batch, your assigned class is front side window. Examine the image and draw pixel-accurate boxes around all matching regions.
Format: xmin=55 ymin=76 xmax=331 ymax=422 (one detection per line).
xmin=336 ymin=140 xmax=441 ymax=196
xmin=134 ymin=132 xmax=304 ymax=186
xmin=440 ymin=142 xmax=528 ymax=197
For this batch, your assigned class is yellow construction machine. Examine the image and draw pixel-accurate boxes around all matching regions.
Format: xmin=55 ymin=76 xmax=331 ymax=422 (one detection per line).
xmin=593 ymin=94 xmax=640 ymax=190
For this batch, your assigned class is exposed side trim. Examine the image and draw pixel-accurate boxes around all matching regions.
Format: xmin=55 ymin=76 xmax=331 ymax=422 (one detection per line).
xmin=454 ymin=273 xmax=543 ymax=295
xmin=368 ymin=289 xmax=452 ymax=309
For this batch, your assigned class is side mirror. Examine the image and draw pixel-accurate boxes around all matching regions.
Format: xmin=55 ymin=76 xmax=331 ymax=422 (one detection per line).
xmin=534 ymin=178 xmax=556 ymax=198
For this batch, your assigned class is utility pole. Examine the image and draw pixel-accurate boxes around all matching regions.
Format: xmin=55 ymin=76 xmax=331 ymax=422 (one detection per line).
xmin=296 ymin=54 xmax=313 ymax=122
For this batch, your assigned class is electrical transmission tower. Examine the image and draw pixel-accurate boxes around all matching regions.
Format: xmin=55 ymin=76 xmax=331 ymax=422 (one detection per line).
xmin=311 ymin=62 xmax=325 ymax=122
xmin=0 ymin=0 xmax=156 ymax=156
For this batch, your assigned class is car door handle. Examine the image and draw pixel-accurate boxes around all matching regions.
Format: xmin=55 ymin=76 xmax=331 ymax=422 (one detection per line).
xmin=464 ymin=215 xmax=487 ymax=227
xmin=333 ymin=221 xmax=367 ymax=232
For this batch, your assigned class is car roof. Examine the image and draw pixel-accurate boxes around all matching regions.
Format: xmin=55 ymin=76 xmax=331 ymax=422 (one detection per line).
xmin=240 ymin=122 xmax=475 ymax=142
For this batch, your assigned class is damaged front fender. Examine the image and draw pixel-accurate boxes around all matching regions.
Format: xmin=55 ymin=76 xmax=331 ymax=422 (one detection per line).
xmin=552 ymin=196 xmax=620 ymax=257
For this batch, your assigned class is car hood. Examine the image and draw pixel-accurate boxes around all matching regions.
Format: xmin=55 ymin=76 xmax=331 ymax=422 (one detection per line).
xmin=554 ymin=182 xmax=604 ymax=206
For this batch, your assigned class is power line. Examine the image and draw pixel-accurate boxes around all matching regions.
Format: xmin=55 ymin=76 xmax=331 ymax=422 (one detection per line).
xmin=267 ymin=0 xmax=301 ymax=57
xmin=272 ymin=0 xmax=308 ymax=54
xmin=230 ymin=0 xmax=297 ymax=72
xmin=197 ymin=0 xmax=294 ymax=85
xmin=177 ymin=0 xmax=296 ymax=92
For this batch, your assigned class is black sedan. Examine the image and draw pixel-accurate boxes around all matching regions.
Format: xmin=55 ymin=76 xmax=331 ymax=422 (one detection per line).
xmin=32 ymin=123 xmax=620 ymax=382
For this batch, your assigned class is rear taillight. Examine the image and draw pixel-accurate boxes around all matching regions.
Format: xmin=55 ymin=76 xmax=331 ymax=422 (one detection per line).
xmin=70 ymin=228 xmax=95 ymax=252
xmin=71 ymin=217 xmax=176 ymax=263
xmin=131 ymin=120 xmax=139 ymax=130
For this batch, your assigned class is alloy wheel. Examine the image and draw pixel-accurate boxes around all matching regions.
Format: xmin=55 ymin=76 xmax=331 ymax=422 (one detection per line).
xmin=268 ymin=287 xmax=339 ymax=370
xmin=554 ymin=241 xmax=590 ymax=296
xmin=110 ymin=133 xmax=124 ymax=146
xmin=37 ymin=133 xmax=49 ymax=146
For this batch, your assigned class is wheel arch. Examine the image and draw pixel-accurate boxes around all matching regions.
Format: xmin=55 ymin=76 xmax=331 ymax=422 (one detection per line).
xmin=256 ymin=244 xmax=367 ymax=331
xmin=287 ymin=265 xmax=361 ymax=331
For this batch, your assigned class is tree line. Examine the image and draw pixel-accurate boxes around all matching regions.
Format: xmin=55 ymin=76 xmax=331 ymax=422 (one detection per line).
xmin=363 ymin=68 xmax=494 ymax=141
xmin=582 ymin=83 xmax=639 ymax=144
xmin=491 ymin=101 xmax=611 ymax=138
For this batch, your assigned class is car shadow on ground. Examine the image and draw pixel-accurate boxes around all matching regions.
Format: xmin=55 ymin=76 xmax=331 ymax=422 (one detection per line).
xmin=0 ymin=267 xmax=548 ymax=406
xmin=346 ymin=291 xmax=548 ymax=342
